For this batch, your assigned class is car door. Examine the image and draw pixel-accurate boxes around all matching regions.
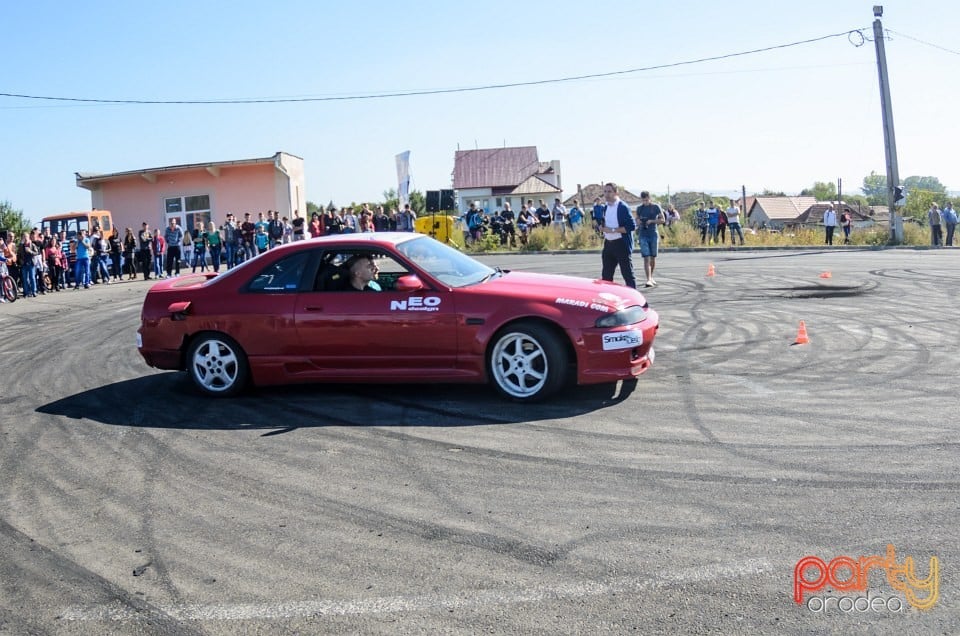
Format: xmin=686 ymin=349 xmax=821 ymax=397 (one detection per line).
xmin=293 ymin=248 xmax=458 ymax=378
xmin=219 ymin=250 xmax=311 ymax=361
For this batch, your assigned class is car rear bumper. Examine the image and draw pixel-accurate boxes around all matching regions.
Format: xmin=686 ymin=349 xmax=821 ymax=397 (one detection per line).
xmin=137 ymin=327 xmax=182 ymax=370
xmin=139 ymin=349 xmax=182 ymax=370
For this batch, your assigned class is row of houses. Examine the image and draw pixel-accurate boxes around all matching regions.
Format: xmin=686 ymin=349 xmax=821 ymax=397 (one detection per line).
xmin=450 ymin=147 xmax=888 ymax=230
xmin=65 ymin=144 xmax=886 ymax=235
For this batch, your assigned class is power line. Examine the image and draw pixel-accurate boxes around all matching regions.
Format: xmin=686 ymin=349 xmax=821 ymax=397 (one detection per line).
xmin=887 ymin=29 xmax=960 ymax=56
xmin=0 ymin=61 xmax=874 ymax=111
xmin=0 ymin=28 xmax=864 ymax=106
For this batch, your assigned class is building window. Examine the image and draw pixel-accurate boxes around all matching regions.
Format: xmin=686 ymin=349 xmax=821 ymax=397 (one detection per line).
xmin=165 ymin=195 xmax=211 ymax=232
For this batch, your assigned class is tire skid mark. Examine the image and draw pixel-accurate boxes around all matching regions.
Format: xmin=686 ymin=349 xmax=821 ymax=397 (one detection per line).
xmin=0 ymin=517 xmax=203 ymax=635
xmin=57 ymin=416 xmax=567 ymax=571
xmin=666 ymin=274 xmax=952 ymax=485
xmin=131 ymin=426 xmax=188 ymax=609
xmin=148 ymin=437 xmax=565 ymax=568
xmin=254 ymin=372 xmax=960 ymax=489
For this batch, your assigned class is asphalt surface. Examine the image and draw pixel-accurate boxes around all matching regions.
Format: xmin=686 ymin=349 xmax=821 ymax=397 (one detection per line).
xmin=1 ymin=248 xmax=958 ymax=635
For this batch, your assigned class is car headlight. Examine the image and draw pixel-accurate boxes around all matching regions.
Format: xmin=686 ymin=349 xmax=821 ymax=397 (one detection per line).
xmin=595 ymin=305 xmax=647 ymax=328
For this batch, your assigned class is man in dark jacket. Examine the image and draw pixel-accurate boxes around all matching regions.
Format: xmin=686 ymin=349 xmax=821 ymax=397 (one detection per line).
xmin=599 ymin=183 xmax=638 ymax=289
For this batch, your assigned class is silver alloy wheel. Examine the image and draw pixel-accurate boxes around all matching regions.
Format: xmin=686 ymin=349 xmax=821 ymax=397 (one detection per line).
xmin=190 ymin=337 xmax=240 ymax=393
xmin=491 ymin=331 xmax=549 ymax=398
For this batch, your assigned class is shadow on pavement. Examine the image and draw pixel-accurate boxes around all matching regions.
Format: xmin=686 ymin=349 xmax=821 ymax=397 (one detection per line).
xmin=37 ymin=372 xmax=638 ymax=433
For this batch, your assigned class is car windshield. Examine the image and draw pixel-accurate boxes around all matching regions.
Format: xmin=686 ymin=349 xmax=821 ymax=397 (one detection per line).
xmin=397 ymin=236 xmax=494 ymax=288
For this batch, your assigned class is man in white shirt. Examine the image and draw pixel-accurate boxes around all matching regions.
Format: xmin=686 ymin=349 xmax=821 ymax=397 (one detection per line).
xmin=823 ymin=203 xmax=838 ymax=245
xmin=599 ymin=182 xmax=638 ymax=289
xmin=343 ymin=208 xmax=358 ymax=233
xmin=726 ymin=203 xmax=745 ymax=246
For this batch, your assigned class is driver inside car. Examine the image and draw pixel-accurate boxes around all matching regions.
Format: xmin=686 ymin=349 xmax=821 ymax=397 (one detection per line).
xmin=339 ymin=253 xmax=381 ymax=291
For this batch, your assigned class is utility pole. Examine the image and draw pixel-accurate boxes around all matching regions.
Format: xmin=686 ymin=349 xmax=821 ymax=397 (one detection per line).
xmin=872 ymin=5 xmax=903 ymax=243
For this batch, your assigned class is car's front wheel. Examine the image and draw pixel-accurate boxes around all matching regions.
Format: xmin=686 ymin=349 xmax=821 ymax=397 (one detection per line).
xmin=187 ymin=333 xmax=249 ymax=397
xmin=488 ymin=322 xmax=568 ymax=401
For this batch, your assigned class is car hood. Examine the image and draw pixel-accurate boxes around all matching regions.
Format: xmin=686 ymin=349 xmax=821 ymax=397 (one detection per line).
xmin=474 ymin=271 xmax=648 ymax=311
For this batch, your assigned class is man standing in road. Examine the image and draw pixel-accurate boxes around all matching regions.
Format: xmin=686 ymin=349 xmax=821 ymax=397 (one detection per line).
xmin=137 ymin=222 xmax=153 ymax=280
xmin=240 ymin=213 xmax=257 ymax=260
xmin=726 ymin=201 xmax=745 ymax=245
xmin=695 ymin=202 xmax=709 ymax=245
xmin=536 ymin=200 xmax=552 ymax=228
xmin=267 ymin=211 xmax=284 ymax=249
xmin=221 ymin=213 xmax=240 ymax=268
xmin=942 ymin=201 xmax=957 ymax=247
xmin=163 ymin=218 xmax=184 ymax=278
xmin=600 ymin=182 xmax=637 ymax=289
xmin=291 ymin=209 xmax=305 ymax=241
xmin=635 ymin=191 xmax=664 ymax=288
xmin=705 ymin=201 xmax=720 ymax=244
xmin=551 ymin=198 xmax=567 ymax=234
xmin=568 ymin=200 xmax=584 ymax=229
xmin=398 ymin=203 xmax=417 ymax=232
xmin=592 ymin=197 xmax=605 ymax=235
xmin=823 ymin=203 xmax=838 ymax=245
xmin=928 ymin=203 xmax=943 ymax=247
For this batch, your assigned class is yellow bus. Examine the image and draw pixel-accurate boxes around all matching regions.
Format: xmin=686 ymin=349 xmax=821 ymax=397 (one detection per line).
xmin=41 ymin=210 xmax=114 ymax=239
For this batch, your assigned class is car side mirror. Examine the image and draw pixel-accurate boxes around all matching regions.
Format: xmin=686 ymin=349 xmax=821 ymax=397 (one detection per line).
xmin=395 ymin=274 xmax=424 ymax=292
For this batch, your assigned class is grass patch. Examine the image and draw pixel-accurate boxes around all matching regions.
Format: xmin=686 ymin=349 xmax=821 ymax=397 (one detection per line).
xmin=463 ymin=222 xmax=930 ymax=252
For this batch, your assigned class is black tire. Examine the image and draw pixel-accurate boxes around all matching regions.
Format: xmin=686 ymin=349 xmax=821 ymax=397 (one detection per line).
xmin=2 ymin=276 xmax=17 ymax=302
xmin=488 ymin=322 xmax=569 ymax=402
xmin=186 ymin=333 xmax=250 ymax=397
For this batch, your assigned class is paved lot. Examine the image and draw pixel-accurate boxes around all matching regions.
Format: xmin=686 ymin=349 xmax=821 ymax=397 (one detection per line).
xmin=1 ymin=248 xmax=958 ymax=634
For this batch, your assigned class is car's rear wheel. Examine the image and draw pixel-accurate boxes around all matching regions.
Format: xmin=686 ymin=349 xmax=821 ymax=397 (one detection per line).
xmin=187 ymin=333 xmax=249 ymax=397
xmin=488 ymin=322 xmax=568 ymax=401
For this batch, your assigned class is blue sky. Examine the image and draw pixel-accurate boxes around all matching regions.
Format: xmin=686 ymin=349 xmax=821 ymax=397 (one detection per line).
xmin=2 ymin=0 xmax=957 ymax=222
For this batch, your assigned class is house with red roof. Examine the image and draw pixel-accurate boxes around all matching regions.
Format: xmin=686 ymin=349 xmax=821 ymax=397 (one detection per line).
xmin=790 ymin=202 xmax=874 ymax=228
xmin=747 ymin=196 xmax=818 ymax=229
xmin=451 ymin=146 xmax=561 ymax=215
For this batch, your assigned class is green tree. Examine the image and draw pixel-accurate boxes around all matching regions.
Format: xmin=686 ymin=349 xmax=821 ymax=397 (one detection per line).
xmin=306 ymin=201 xmax=322 ymax=216
xmin=382 ymin=188 xmax=399 ymax=213
xmin=800 ymin=181 xmax=837 ymax=201
xmin=862 ymin=173 xmax=946 ymax=207
xmin=861 ymin=171 xmax=887 ymax=205
xmin=841 ymin=193 xmax=869 ymax=210
xmin=903 ymin=188 xmax=939 ymax=223
xmin=903 ymin=175 xmax=946 ymax=196
xmin=0 ymin=200 xmax=31 ymax=237
xmin=408 ymin=190 xmax=426 ymax=215
xmin=760 ymin=189 xmax=786 ymax=197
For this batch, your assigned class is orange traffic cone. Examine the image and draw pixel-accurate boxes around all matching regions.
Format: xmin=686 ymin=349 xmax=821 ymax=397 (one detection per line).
xmin=794 ymin=320 xmax=810 ymax=345
xmin=819 ymin=271 xmax=832 ymax=279
xmin=706 ymin=263 xmax=716 ymax=277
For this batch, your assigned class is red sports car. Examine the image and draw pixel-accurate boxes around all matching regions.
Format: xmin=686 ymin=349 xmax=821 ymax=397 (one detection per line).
xmin=137 ymin=233 xmax=659 ymax=401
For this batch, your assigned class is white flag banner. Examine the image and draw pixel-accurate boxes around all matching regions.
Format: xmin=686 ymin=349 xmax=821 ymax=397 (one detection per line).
xmin=395 ymin=151 xmax=411 ymax=208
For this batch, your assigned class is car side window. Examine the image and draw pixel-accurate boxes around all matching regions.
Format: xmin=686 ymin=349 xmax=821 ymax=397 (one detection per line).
xmin=248 ymin=252 xmax=309 ymax=293
xmin=312 ymin=250 xmax=411 ymax=292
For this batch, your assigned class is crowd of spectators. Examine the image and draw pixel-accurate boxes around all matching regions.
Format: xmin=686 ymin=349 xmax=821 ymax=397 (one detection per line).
xmin=0 ymin=226 xmax=126 ymax=301
xmin=1 ymin=205 xmax=422 ymax=301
